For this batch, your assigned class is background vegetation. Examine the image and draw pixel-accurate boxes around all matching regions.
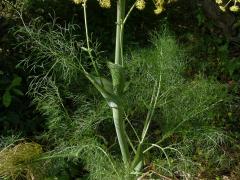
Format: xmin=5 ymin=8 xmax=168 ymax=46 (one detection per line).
xmin=0 ymin=0 xmax=240 ymax=179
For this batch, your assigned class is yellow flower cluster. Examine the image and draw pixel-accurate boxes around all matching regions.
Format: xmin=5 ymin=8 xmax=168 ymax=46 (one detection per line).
xmin=230 ymin=5 xmax=240 ymax=11
xmin=216 ymin=0 xmax=223 ymax=4
xmin=216 ymin=0 xmax=240 ymax=12
xmin=73 ymin=0 xmax=175 ymax=14
xmin=154 ymin=0 xmax=165 ymax=14
xmin=73 ymin=0 xmax=111 ymax=8
xmin=136 ymin=0 xmax=146 ymax=10
xmin=73 ymin=0 xmax=83 ymax=4
xmin=99 ymin=0 xmax=111 ymax=8
xmin=135 ymin=0 xmax=169 ymax=14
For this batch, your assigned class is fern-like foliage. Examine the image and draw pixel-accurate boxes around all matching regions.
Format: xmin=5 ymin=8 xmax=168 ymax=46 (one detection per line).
xmin=124 ymin=28 xmax=232 ymax=178
xmin=14 ymin=20 xmax=234 ymax=179
xmin=16 ymin=20 xmax=123 ymax=179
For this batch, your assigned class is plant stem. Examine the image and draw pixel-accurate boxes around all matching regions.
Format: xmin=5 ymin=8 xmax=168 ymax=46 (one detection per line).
xmin=112 ymin=0 xmax=130 ymax=165
xmin=83 ymin=2 xmax=101 ymax=79
xmin=115 ymin=0 xmax=125 ymax=65
xmin=112 ymin=106 xmax=130 ymax=164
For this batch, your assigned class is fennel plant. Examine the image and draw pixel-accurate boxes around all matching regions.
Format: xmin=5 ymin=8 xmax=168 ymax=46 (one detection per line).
xmin=75 ymin=0 xmax=170 ymax=172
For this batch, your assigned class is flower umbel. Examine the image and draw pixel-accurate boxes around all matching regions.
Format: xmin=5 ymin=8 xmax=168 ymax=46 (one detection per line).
xmin=136 ymin=0 xmax=146 ymax=10
xmin=216 ymin=0 xmax=240 ymax=12
xmin=230 ymin=5 xmax=240 ymax=11
xmin=99 ymin=0 xmax=111 ymax=8
xmin=73 ymin=0 xmax=83 ymax=4
xmin=154 ymin=6 xmax=164 ymax=14
xmin=215 ymin=0 xmax=223 ymax=4
xmin=154 ymin=0 xmax=165 ymax=14
xmin=219 ymin=5 xmax=226 ymax=11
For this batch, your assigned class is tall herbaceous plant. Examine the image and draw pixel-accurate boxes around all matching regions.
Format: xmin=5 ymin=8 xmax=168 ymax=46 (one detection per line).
xmin=72 ymin=0 xmax=173 ymax=172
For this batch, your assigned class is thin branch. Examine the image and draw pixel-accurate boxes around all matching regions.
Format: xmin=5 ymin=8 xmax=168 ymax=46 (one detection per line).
xmin=123 ymin=2 xmax=136 ymax=25
xmin=82 ymin=2 xmax=103 ymax=86
xmin=124 ymin=111 xmax=141 ymax=142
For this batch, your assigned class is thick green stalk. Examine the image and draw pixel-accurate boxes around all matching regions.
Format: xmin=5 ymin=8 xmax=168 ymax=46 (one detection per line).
xmin=112 ymin=106 xmax=130 ymax=164
xmin=112 ymin=0 xmax=130 ymax=165
xmin=115 ymin=0 xmax=125 ymax=65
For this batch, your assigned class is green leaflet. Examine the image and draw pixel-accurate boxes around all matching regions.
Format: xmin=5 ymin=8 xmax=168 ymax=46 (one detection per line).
xmin=84 ymin=72 xmax=120 ymax=108
xmin=2 ymin=91 xmax=12 ymax=107
xmin=9 ymin=77 xmax=22 ymax=88
xmin=1 ymin=76 xmax=23 ymax=107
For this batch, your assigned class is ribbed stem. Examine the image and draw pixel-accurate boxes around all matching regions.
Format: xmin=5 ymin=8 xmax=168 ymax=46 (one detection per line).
xmin=115 ymin=0 xmax=125 ymax=65
xmin=113 ymin=0 xmax=130 ymax=165
xmin=112 ymin=106 xmax=130 ymax=165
